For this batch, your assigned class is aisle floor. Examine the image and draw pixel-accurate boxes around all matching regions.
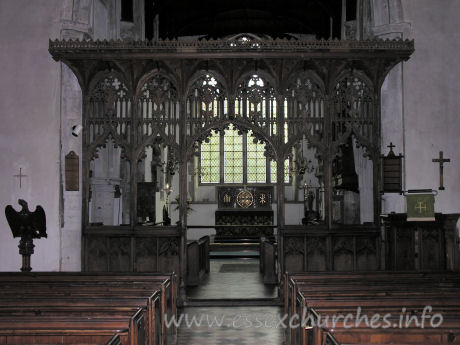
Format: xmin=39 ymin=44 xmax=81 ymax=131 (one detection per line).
xmin=176 ymin=306 xmax=284 ymax=345
xmin=186 ymin=258 xmax=278 ymax=300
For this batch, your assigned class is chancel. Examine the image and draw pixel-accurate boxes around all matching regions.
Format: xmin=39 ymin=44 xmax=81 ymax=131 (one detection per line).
xmin=0 ymin=1 xmax=460 ymax=345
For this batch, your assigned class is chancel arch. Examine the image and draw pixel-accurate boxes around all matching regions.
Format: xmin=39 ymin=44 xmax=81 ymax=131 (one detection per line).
xmin=86 ymin=72 xmax=132 ymax=149
xmin=234 ymin=72 xmax=279 ymax=142
xmin=135 ymin=72 xmax=180 ymax=148
xmin=84 ymin=73 xmax=133 ymax=228
xmin=284 ymin=70 xmax=326 ymax=151
xmin=281 ymin=71 xmax=327 ymax=223
xmin=330 ymin=71 xmax=377 ymax=225
xmin=331 ymin=71 xmax=375 ymax=153
xmin=134 ymin=72 xmax=180 ymax=226
xmin=185 ymin=71 xmax=228 ymax=142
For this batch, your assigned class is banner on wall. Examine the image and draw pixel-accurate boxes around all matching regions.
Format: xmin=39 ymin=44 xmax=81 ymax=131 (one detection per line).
xmin=406 ymin=192 xmax=435 ymax=221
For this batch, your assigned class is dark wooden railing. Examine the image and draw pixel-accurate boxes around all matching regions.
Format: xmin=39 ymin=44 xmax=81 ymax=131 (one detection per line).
xmin=382 ymin=213 xmax=460 ymax=271
xmin=260 ymin=237 xmax=277 ymax=284
xmin=186 ymin=236 xmax=210 ymax=286
xmin=280 ymin=225 xmax=381 ymax=274
xmin=83 ymin=226 xmax=182 ymax=275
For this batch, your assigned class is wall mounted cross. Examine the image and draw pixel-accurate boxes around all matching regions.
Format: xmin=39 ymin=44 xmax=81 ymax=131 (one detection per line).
xmin=432 ymin=151 xmax=450 ymax=190
xmin=14 ymin=168 xmax=27 ymax=189
xmin=387 ymin=142 xmax=395 ymax=152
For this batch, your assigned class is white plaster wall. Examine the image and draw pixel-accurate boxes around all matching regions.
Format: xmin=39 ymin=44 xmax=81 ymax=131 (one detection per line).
xmin=285 ymin=203 xmax=304 ymax=225
xmin=401 ymin=0 xmax=460 ymax=213
xmin=93 ymin=0 xmax=110 ymax=39
xmin=186 ymin=204 xmax=218 ymax=240
xmin=0 ymin=0 xmax=62 ymax=271
xmin=60 ymin=65 xmax=82 ymax=271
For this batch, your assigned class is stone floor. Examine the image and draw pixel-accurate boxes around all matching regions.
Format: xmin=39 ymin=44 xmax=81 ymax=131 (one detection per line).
xmin=179 ymin=258 xmax=283 ymax=344
xmin=176 ymin=306 xmax=284 ymax=345
xmin=186 ymin=258 xmax=278 ymax=300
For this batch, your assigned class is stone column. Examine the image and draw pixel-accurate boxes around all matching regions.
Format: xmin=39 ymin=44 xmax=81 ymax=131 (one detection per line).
xmin=59 ymin=0 xmax=116 ymax=270
xmin=371 ymin=0 xmax=411 ymax=214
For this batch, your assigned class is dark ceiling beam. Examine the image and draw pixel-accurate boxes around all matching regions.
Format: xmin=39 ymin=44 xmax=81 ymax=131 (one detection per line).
xmin=150 ymin=0 xmax=343 ymax=39
xmin=311 ymin=0 xmax=335 ymax=15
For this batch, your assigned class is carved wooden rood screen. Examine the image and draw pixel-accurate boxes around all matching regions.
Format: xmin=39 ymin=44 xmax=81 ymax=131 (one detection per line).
xmin=49 ymin=36 xmax=413 ymax=294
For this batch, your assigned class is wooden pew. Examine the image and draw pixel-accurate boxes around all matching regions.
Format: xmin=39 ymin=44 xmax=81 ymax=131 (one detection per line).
xmin=107 ymin=333 xmax=124 ymax=345
xmin=292 ymin=286 xmax=460 ymax=343
xmin=0 ymin=272 xmax=177 ymax=342
xmin=0 ymin=293 xmax=160 ymax=344
xmin=285 ymin=272 xmax=460 ymax=322
xmin=0 ymin=273 xmax=177 ymax=345
xmin=0 ymin=308 xmax=144 ymax=345
xmin=285 ymin=272 xmax=460 ymax=345
xmin=306 ymin=307 xmax=460 ymax=345
xmin=187 ymin=236 xmax=210 ymax=286
xmin=0 ymin=289 xmax=161 ymax=345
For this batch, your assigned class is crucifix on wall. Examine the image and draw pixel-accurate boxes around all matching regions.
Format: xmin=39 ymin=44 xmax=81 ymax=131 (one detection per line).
xmin=14 ymin=168 xmax=27 ymax=189
xmin=432 ymin=151 xmax=450 ymax=190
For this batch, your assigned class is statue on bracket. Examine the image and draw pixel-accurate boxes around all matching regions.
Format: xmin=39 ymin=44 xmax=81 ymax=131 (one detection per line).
xmin=300 ymin=182 xmax=320 ymax=224
xmin=5 ymin=199 xmax=47 ymax=271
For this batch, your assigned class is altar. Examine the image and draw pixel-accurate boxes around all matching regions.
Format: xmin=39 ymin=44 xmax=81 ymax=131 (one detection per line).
xmin=215 ymin=186 xmax=274 ymax=241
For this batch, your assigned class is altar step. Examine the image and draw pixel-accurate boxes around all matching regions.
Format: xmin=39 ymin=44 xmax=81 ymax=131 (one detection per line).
xmin=210 ymin=242 xmax=260 ymax=258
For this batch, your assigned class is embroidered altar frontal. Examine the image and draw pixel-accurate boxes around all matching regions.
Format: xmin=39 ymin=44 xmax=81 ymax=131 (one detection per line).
xmin=215 ymin=187 xmax=274 ymax=240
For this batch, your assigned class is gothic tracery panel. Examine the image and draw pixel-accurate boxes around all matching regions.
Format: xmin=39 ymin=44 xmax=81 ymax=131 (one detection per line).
xmin=138 ymin=74 xmax=179 ymax=145
xmin=285 ymin=72 xmax=325 ymax=147
xmin=332 ymin=75 xmax=374 ymax=155
xmin=235 ymin=74 xmax=277 ymax=139
xmin=333 ymin=237 xmax=354 ymax=271
xmin=187 ymin=73 xmax=227 ymax=138
xmin=88 ymin=74 xmax=132 ymax=146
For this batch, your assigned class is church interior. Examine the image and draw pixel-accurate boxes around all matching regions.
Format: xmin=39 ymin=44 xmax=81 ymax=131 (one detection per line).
xmin=0 ymin=0 xmax=459 ymax=344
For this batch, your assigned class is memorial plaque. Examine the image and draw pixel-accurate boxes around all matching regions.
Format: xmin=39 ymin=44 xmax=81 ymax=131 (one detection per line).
xmin=65 ymin=151 xmax=79 ymax=191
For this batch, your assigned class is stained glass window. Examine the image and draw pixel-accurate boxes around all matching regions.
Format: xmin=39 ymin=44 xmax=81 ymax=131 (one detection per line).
xmin=200 ymin=132 xmax=220 ymax=183
xmin=285 ymin=159 xmax=290 ymax=183
xmin=223 ymin=125 xmax=243 ymax=183
xmin=200 ymin=125 xmax=290 ymax=184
